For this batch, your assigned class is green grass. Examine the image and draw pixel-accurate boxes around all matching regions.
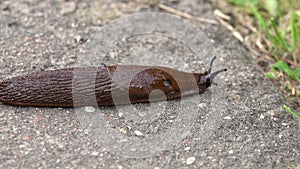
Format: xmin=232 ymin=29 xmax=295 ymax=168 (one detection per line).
xmin=284 ymin=105 xmax=300 ymax=120
xmin=225 ymin=0 xmax=300 ymax=119
xmin=250 ymin=4 xmax=300 ymax=99
xmin=226 ymin=0 xmax=300 ymax=57
xmin=225 ymin=0 xmax=300 ymax=56
xmin=265 ymin=60 xmax=300 ymax=83
xmin=251 ymin=8 xmax=300 ymax=57
xmin=291 ymin=13 xmax=300 ymax=49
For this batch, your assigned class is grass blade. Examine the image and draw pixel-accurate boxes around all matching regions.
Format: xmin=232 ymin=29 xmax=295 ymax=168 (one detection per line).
xmin=284 ymin=105 xmax=300 ymax=120
xmin=271 ymin=18 xmax=291 ymax=52
xmin=291 ymin=13 xmax=297 ymax=48
xmin=290 ymin=13 xmax=300 ymax=49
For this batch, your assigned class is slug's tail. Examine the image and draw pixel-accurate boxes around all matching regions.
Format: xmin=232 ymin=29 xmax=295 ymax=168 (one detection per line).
xmin=0 ymin=78 xmax=31 ymax=106
xmin=0 ymin=80 xmax=14 ymax=105
xmin=0 ymin=70 xmax=75 ymax=107
xmin=0 ymin=82 xmax=4 ymax=103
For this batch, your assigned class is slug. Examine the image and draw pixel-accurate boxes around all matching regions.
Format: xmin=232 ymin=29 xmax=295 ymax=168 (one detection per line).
xmin=0 ymin=56 xmax=226 ymax=107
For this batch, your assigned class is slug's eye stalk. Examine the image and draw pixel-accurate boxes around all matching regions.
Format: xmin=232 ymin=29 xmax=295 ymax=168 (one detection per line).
xmin=207 ymin=56 xmax=217 ymax=74
xmin=200 ymin=56 xmax=227 ymax=86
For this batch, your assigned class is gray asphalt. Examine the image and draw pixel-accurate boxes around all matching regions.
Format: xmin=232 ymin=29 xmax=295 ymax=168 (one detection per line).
xmin=0 ymin=0 xmax=299 ymax=168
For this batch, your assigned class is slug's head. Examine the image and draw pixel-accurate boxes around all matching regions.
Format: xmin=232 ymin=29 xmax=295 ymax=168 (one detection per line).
xmin=199 ymin=56 xmax=227 ymax=87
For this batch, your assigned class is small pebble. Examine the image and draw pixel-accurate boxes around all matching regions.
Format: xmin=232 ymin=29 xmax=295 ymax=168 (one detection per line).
xmin=119 ymin=128 xmax=127 ymax=134
xmin=186 ymin=157 xmax=196 ymax=165
xmin=61 ymin=2 xmax=76 ymax=15
xmin=198 ymin=161 xmax=205 ymax=166
xmin=228 ymin=150 xmax=234 ymax=154
xmin=84 ymin=106 xmax=95 ymax=113
xmin=223 ymin=116 xmax=232 ymax=120
xmin=118 ymin=112 xmax=124 ymax=117
xmin=199 ymin=151 xmax=206 ymax=157
xmin=198 ymin=103 xmax=207 ymax=108
xmin=259 ymin=114 xmax=265 ymax=119
xmin=35 ymin=38 xmax=43 ymax=43
xmin=183 ymin=63 xmax=189 ymax=69
xmin=184 ymin=147 xmax=191 ymax=151
xmin=91 ymin=151 xmax=99 ymax=156
xmin=134 ymin=130 xmax=144 ymax=136
xmin=267 ymin=110 xmax=277 ymax=117
xmin=120 ymin=139 xmax=128 ymax=142
xmin=19 ymin=144 xmax=25 ymax=148
xmin=22 ymin=135 xmax=30 ymax=141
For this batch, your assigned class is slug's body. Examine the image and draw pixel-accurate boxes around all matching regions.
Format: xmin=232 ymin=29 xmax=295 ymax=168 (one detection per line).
xmin=0 ymin=57 xmax=226 ymax=107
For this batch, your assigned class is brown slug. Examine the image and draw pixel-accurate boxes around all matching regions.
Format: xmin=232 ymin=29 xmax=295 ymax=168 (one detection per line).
xmin=0 ymin=56 xmax=226 ymax=107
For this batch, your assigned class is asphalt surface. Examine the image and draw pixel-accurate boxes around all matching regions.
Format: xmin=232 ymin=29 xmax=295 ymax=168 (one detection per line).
xmin=0 ymin=0 xmax=299 ymax=168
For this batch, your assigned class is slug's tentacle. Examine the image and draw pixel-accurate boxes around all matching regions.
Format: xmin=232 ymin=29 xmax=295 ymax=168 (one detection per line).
xmin=200 ymin=56 xmax=227 ymax=86
xmin=207 ymin=56 xmax=217 ymax=74
xmin=210 ymin=68 xmax=227 ymax=80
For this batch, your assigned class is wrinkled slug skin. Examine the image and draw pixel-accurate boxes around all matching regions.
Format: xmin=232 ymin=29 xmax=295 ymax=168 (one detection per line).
xmin=0 ymin=65 xmax=209 ymax=107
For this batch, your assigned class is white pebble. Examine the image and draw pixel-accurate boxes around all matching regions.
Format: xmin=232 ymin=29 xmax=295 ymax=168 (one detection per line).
xmin=259 ymin=114 xmax=265 ymax=119
xmin=184 ymin=147 xmax=191 ymax=151
xmin=118 ymin=112 xmax=124 ymax=117
xmin=186 ymin=157 xmax=196 ymax=165
xmin=119 ymin=128 xmax=127 ymax=134
xmin=223 ymin=116 xmax=232 ymax=120
xmin=134 ymin=130 xmax=144 ymax=136
xmin=19 ymin=144 xmax=25 ymax=148
xmin=91 ymin=151 xmax=99 ymax=156
xmin=84 ymin=106 xmax=95 ymax=112
xmin=198 ymin=103 xmax=207 ymax=108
